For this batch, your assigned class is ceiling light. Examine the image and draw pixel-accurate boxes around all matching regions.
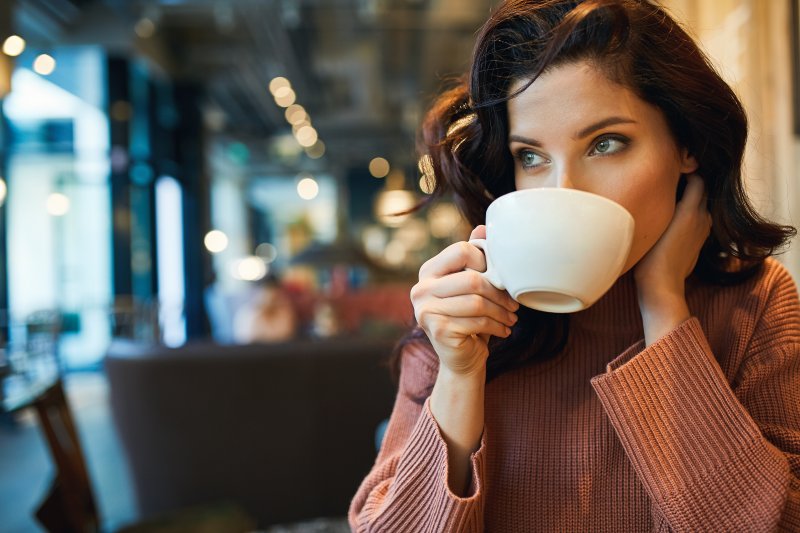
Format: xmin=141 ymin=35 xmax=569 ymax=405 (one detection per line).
xmin=2 ymin=35 xmax=25 ymax=57
xmin=269 ymin=77 xmax=291 ymax=95
xmin=285 ymin=104 xmax=307 ymax=125
xmin=273 ymin=86 xmax=296 ymax=107
xmin=294 ymin=125 xmax=318 ymax=147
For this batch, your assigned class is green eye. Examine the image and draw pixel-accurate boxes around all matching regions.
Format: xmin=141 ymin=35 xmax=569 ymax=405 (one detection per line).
xmin=517 ymin=150 xmax=547 ymax=169
xmin=591 ymin=135 xmax=628 ymax=156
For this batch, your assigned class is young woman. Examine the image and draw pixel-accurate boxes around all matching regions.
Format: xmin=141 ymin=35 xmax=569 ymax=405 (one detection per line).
xmin=349 ymin=1 xmax=800 ymax=531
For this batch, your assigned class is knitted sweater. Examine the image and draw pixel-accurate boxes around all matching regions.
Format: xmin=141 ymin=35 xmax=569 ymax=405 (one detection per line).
xmin=349 ymin=258 xmax=800 ymax=532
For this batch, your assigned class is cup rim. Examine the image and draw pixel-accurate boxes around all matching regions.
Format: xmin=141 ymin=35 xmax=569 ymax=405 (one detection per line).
xmin=489 ymin=188 xmax=634 ymax=221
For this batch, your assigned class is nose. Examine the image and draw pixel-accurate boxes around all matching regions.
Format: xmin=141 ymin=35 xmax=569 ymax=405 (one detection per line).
xmin=548 ymin=164 xmax=577 ymax=190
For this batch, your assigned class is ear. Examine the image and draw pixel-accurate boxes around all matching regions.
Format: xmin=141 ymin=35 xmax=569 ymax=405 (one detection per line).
xmin=679 ymin=148 xmax=698 ymax=174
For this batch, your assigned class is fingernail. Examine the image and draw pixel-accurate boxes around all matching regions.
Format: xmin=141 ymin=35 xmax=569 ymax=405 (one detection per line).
xmin=509 ymin=313 xmax=518 ymax=324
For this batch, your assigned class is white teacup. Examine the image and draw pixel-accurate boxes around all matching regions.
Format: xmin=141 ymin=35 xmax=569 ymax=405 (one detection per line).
xmin=469 ymin=188 xmax=635 ymax=313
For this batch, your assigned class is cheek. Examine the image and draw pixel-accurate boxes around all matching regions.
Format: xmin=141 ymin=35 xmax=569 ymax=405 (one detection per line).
xmin=615 ymin=169 xmax=681 ymax=271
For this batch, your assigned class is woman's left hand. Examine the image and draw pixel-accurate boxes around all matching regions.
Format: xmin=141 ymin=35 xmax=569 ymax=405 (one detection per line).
xmin=633 ymin=173 xmax=712 ymax=345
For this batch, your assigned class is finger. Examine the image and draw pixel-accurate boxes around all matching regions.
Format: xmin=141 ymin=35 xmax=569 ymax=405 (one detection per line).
xmin=469 ymin=225 xmax=487 ymax=241
xmin=426 ymin=314 xmax=512 ymax=341
xmin=427 ymin=270 xmax=518 ymax=311
xmin=679 ymin=173 xmax=705 ymax=210
xmin=428 ymin=294 xmax=519 ymax=327
xmin=419 ymin=241 xmax=488 ymax=279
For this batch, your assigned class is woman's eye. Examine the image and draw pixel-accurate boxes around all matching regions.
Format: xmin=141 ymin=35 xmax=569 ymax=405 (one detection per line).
xmin=590 ymin=135 xmax=628 ymax=156
xmin=517 ymin=150 xmax=548 ymax=169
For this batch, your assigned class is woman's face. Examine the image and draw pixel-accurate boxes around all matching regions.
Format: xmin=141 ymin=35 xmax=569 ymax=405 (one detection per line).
xmin=507 ymin=61 xmax=697 ymax=274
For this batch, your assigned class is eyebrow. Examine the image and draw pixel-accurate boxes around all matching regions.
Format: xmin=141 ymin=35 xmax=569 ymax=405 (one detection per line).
xmin=508 ymin=116 xmax=637 ymax=146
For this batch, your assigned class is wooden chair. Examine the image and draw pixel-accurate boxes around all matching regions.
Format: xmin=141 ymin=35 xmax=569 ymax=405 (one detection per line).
xmin=29 ymin=379 xmax=256 ymax=533
xmin=32 ymin=380 xmax=100 ymax=532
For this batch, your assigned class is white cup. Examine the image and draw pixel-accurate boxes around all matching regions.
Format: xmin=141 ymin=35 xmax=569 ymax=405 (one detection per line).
xmin=469 ymin=188 xmax=635 ymax=313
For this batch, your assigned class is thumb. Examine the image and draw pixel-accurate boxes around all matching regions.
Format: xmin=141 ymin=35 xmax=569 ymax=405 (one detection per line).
xmin=469 ymin=225 xmax=487 ymax=240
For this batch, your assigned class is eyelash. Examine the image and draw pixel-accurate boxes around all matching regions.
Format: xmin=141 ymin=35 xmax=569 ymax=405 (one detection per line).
xmin=513 ymin=134 xmax=631 ymax=170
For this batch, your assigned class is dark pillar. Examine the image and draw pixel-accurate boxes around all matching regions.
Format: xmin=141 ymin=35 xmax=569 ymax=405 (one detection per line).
xmin=174 ymin=83 xmax=210 ymax=338
xmin=108 ymin=57 xmax=133 ymax=300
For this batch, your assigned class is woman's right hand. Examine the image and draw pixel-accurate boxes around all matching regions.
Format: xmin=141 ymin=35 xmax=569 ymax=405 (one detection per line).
xmin=410 ymin=225 xmax=520 ymax=377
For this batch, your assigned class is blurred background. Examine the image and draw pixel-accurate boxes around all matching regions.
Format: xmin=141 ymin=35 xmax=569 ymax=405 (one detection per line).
xmin=0 ymin=0 xmax=798 ymax=531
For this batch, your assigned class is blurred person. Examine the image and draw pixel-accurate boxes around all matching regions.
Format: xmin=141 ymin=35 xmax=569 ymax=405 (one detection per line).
xmin=349 ymin=0 xmax=800 ymax=531
xmin=232 ymin=275 xmax=298 ymax=344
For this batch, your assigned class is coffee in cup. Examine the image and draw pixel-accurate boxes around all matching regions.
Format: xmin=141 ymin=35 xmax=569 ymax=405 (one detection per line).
xmin=469 ymin=188 xmax=634 ymax=313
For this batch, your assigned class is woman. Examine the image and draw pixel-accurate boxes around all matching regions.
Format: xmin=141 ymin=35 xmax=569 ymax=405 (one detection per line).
xmin=350 ymin=0 xmax=800 ymax=531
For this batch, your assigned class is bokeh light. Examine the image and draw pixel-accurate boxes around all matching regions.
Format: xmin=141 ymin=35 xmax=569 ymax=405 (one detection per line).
xmin=305 ymin=141 xmax=325 ymax=159
xmin=269 ymin=77 xmax=291 ymax=95
xmin=204 ymin=230 xmax=229 ymax=253
xmin=2 ymin=35 xmax=25 ymax=57
xmin=33 ymin=54 xmax=56 ymax=75
xmin=46 ymin=193 xmax=70 ymax=216
xmin=297 ymin=176 xmax=319 ymax=200
xmin=369 ymin=157 xmax=390 ymax=178
xmin=233 ymin=256 xmax=268 ymax=281
xmin=273 ymin=86 xmax=296 ymax=107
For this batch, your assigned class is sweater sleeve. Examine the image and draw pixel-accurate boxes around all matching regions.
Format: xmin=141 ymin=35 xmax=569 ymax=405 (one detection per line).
xmin=348 ymin=342 xmax=487 ymax=532
xmin=590 ymin=267 xmax=800 ymax=532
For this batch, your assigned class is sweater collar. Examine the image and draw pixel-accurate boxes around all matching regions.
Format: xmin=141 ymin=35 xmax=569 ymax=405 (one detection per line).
xmin=569 ymin=270 xmax=643 ymax=337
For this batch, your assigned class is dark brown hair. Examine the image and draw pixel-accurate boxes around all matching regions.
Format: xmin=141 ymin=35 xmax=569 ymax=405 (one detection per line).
xmin=397 ymin=0 xmax=796 ymax=386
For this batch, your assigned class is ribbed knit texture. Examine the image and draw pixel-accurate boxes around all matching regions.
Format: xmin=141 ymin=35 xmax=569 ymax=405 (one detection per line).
xmin=349 ymin=258 xmax=800 ymax=532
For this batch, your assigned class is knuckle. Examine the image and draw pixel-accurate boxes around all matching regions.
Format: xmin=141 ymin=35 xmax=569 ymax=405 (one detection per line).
xmin=456 ymin=241 xmax=473 ymax=260
xmin=471 ymin=295 xmax=488 ymax=315
xmin=467 ymin=271 xmax=484 ymax=292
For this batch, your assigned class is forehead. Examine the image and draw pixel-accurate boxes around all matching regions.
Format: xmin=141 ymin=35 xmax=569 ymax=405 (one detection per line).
xmin=507 ymin=61 xmax=657 ymax=132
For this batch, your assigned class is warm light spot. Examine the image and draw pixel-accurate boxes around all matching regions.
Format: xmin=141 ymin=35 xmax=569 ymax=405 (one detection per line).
xmin=204 ymin=230 xmax=229 ymax=253
xmin=135 ymin=18 xmax=156 ymax=38
xmin=419 ymin=175 xmax=435 ymax=194
xmin=33 ymin=54 xmax=56 ymax=75
xmin=291 ymin=119 xmax=312 ymax=134
xmin=374 ymin=189 xmax=415 ymax=227
xmin=285 ymin=104 xmax=307 ymax=125
xmin=0 ymin=179 xmax=6 ymax=206
xmin=384 ymin=240 xmax=407 ymax=265
xmin=369 ymin=157 xmax=390 ymax=178
xmin=297 ymin=176 xmax=319 ymax=200
xmin=274 ymin=86 xmax=296 ymax=107
xmin=305 ymin=141 xmax=325 ymax=159
xmin=2 ymin=35 xmax=25 ymax=57
xmin=269 ymin=77 xmax=291 ymax=95
xmin=294 ymin=125 xmax=318 ymax=147
xmin=234 ymin=256 xmax=268 ymax=281
xmin=428 ymin=203 xmax=462 ymax=238
xmin=46 ymin=193 xmax=70 ymax=216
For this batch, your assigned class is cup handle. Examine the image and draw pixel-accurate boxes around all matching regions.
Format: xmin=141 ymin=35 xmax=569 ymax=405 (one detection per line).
xmin=468 ymin=238 xmax=506 ymax=291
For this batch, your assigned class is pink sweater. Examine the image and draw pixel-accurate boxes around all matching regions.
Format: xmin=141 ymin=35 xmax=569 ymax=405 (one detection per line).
xmin=349 ymin=258 xmax=800 ymax=532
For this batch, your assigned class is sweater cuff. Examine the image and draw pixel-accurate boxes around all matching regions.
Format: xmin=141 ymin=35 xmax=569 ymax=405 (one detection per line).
xmin=590 ymin=318 xmax=778 ymax=500
xmin=383 ymin=397 xmax=486 ymax=531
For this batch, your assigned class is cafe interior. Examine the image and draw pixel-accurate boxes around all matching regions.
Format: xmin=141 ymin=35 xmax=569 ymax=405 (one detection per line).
xmin=0 ymin=0 xmax=799 ymax=531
